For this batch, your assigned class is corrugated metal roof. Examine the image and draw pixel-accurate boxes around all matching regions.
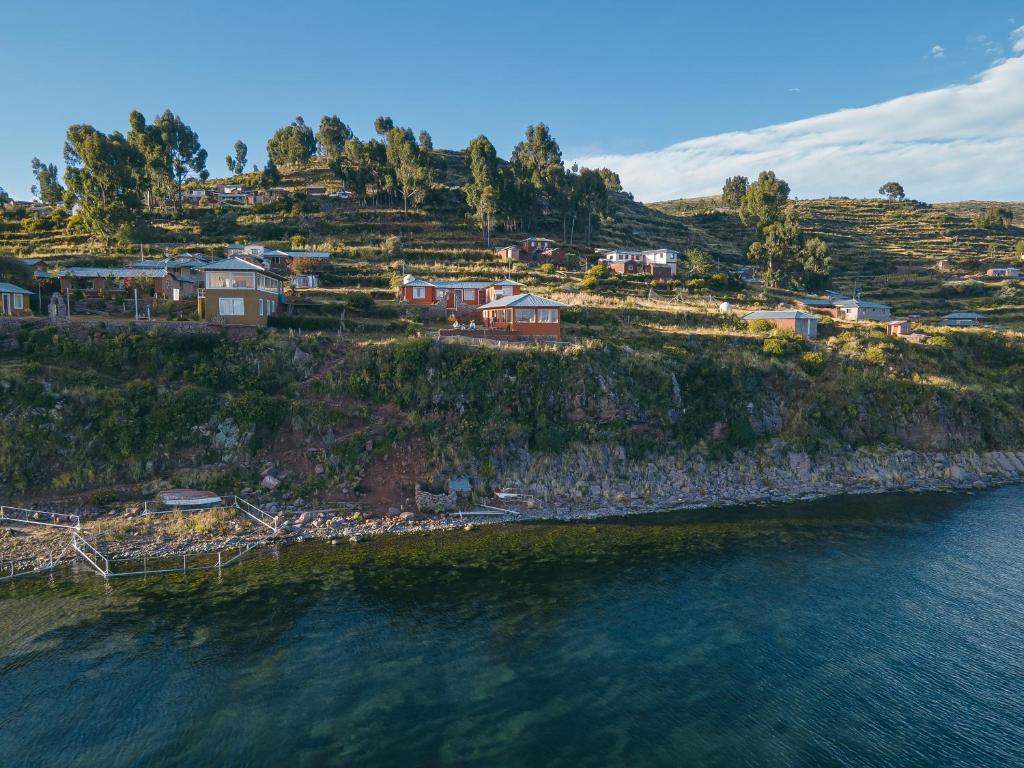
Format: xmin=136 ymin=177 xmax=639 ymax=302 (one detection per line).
xmin=743 ymin=310 xmax=818 ymax=321
xmin=201 ymin=257 xmax=267 ymax=272
xmin=58 ymin=267 xmax=169 ymax=279
xmin=284 ymin=250 xmax=331 ymax=260
xmin=479 ymin=292 xmax=568 ymax=310
xmin=0 ymin=282 xmax=32 ymax=294
xmin=833 ymin=298 xmax=891 ymax=310
xmin=942 ymin=312 xmax=985 ymax=319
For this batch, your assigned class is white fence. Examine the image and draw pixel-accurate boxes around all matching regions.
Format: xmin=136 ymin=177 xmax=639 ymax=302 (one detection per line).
xmin=1 ymin=506 xmax=80 ymax=530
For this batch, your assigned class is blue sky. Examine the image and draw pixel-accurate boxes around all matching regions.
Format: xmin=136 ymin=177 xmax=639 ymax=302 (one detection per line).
xmin=1 ymin=0 xmax=1022 ymax=201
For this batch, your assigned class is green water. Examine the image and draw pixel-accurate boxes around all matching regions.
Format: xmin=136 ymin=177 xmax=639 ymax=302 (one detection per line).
xmin=3 ymin=489 xmax=1024 ymax=766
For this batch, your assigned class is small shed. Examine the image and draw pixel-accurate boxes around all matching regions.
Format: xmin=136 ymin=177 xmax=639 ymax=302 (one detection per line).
xmin=743 ymin=310 xmax=819 ymax=339
xmin=446 ymin=476 xmax=472 ymax=497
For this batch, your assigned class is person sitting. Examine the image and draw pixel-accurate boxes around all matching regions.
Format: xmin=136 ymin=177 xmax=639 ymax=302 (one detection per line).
xmin=469 ymin=320 xmax=477 ymax=331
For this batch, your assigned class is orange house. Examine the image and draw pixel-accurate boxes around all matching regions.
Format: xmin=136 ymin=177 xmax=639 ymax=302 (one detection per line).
xmin=479 ymin=293 xmax=568 ymax=339
xmin=399 ymin=276 xmax=523 ymax=313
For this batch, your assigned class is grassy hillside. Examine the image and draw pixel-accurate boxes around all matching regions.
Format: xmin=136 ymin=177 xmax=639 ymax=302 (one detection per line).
xmin=2 ymin=162 xmax=1024 ymax=507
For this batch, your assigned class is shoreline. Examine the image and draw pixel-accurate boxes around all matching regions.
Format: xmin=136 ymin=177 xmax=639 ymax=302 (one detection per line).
xmin=4 ymin=447 xmax=1024 ymax=582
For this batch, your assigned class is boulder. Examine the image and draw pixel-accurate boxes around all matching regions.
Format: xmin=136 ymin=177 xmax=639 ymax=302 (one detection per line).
xmin=261 ymin=475 xmax=281 ymax=491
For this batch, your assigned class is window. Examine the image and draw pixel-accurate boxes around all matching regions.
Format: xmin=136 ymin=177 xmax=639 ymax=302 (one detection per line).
xmin=258 ymin=298 xmax=264 ymax=316
xmin=537 ymin=308 xmax=558 ymax=324
xmin=257 ymin=274 xmax=279 ymax=293
xmin=267 ymin=300 xmax=274 ymax=314
xmin=12 ymin=294 xmax=23 ymax=310
xmin=207 ymin=271 xmax=254 ymax=289
xmin=412 ymin=286 xmax=426 ymax=299
xmin=514 ymin=308 xmax=536 ymax=323
xmin=463 ymin=288 xmax=476 ymax=302
xmin=218 ymin=297 xmax=245 ymax=316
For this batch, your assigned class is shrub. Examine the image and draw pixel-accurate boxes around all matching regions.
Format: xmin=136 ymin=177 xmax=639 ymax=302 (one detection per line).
xmin=749 ymin=319 xmax=775 ymax=334
xmin=799 ymin=351 xmax=825 ymax=373
xmin=539 ymin=263 xmax=556 ymax=275
xmin=926 ymin=334 xmax=953 ymax=350
xmin=580 ymin=275 xmax=599 ymax=290
xmin=268 ymin=314 xmax=338 ymax=331
xmin=345 ymin=292 xmax=376 ymax=312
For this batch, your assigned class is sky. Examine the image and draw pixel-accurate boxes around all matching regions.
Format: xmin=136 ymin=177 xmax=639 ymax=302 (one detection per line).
xmin=1 ymin=0 xmax=1022 ymax=203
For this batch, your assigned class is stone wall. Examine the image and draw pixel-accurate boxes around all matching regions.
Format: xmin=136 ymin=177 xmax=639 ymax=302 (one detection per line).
xmin=414 ymin=484 xmax=458 ymax=513
xmin=495 ymin=444 xmax=1024 ymax=519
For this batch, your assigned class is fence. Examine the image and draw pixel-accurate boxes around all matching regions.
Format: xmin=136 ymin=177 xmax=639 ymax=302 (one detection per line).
xmin=231 ymin=496 xmax=280 ymax=533
xmin=1 ymin=505 xmax=80 ymax=530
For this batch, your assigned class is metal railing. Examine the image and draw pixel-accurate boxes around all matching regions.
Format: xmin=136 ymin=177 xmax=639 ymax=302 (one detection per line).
xmin=231 ymin=496 xmax=279 ymax=533
xmin=1 ymin=505 xmax=80 ymax=530
xmin=100 ymin=542 xmax=261 ymax=578
xmin=71 ymin=532 xmax=110 ymax=578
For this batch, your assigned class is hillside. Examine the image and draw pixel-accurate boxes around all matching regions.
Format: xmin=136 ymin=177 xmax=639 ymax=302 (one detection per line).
xmin=2 ymin=162 xmax=1024 ymax=513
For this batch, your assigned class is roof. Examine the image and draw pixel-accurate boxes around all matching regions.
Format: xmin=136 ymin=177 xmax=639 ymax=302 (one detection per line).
xmin=793 ymin=297 xmax=835 ymax=307
xmin=284 ymin=250 xmax=331 ymax=260
xmin=833 ymin=298 xmax=891 ymax=310
xmin=403 ymin=276 xmax=523 ymax=289
xmin=0 ymin=282 xmax=31 ymax=295
xmin=479 ymin=292 xmax=568 ymax=310
xmin=58 ymin=267 xmax=169 ymax=279
xmin=743 ymin=310 xmax=818 ymax=321
xmin=201 ymin=257 xmax=267 ymax=272
xmin=132 ymin=258 xmax=208 ymax=270
xmin=942 ymin=312 xmax=986 ymax=319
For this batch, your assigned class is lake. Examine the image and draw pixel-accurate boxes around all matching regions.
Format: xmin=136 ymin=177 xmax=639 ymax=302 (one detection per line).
xmin=3 ymin=488 xmax=1024 ymax=767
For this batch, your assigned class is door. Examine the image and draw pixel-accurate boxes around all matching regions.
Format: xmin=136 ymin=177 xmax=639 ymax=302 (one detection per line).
xmin=2 ymin=294 xmax=9 ymax=316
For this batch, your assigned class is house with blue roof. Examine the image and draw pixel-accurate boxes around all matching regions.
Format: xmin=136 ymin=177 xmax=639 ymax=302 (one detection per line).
xmin=0 ymin=282 xmax=33 ymax=316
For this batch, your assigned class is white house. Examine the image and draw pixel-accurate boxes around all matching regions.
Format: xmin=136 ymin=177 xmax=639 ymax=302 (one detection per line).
xmin=833 ymin=297 xmax=892 ymax=322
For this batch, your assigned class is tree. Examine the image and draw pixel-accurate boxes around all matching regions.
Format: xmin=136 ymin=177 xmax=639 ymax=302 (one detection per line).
xmin=63 ymin=123 xmax=145 ymax=245
xmin=722 ymin=175 xmax=749 ymax=208
xmin=800 ymin=237 xmax=831 ymax=291
xmin=739 ymin=170 xmax=790 ymax=229
xmin=878 ymin=181 xmax=905 ymax=202
xmin=127 ymin=110 xmax=169 ymax=209
xmin=572 ymin=167 xmax=609 ymax=245
xmin=975 ymin=206 xmax=1014 ymax=229
xmin=267 ymin=116 xmax=316 ymax=166
xmin=31 ymin=158 xmax=64 ymax=205
xmin=685 ymin=248 xmax=715 ymax=276
xmin=225 ymin=140 xmax=248 ymax=175
xmin=261 ymin=157 xmax=281 ymax=187
xmin=0 ymin=187 xmax=10 ymax=209
xmin=597 ymin=168 xmax=622 ymax=192
xmin=152 ymin=111 xmax=207 ymax=209
xmin=418 ymin=130 xmax=433 ymax=152
xmin=374 ymin=116 xmax=394 ymax=136
xmin=316 ymin=115 xmax=352 ymax=159
xmin=464 ymin=135 xmax=500 ymax=245
xmin=385 ymin=127 xmax=429 ymax=211
xmin=509 ymin=123 xmax=566 ymax=229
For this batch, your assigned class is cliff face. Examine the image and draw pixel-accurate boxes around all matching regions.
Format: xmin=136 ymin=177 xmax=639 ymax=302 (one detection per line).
xmin=2 ymin=322 xmax=1023 ymax=512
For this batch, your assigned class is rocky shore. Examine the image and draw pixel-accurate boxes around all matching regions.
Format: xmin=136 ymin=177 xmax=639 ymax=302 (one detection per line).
xmin=3 ymin=446 xmax=1023 ymax=580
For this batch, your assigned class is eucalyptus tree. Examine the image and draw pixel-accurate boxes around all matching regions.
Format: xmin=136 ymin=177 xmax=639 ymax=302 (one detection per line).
xmin=226 ymin=140 xmax=248 ymax=174
xmin=63 ymin=123 xmax=145 ymax=244
xmin=267 ymin=116 xmax=316 ymax=166
xmin=30 ymin=158 xmax=64 ymax=205
xmin=465 ymin=135 xmax=500 ymax=245
xmin=316 ymin=115 xmax=353 ymax=160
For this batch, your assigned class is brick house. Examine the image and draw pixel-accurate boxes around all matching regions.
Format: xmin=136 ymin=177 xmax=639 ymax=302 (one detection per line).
xmin=479 ymin=293 xmax=569 ymax=339
xmin=399 ymin=275 xmax=524 ymax=316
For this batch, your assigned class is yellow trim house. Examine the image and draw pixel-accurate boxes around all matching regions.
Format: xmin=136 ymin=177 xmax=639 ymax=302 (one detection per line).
xmin=198 ymin=257 xmax=282 ymax=326
xmin=0 ymin=282 xmax=33 ymax=316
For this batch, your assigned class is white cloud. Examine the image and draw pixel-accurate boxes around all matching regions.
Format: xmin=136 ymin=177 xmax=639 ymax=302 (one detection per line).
xmin=572 ymin=53 xmax=1024 ymax=202
xmin=930 ymin=44 xmax=945 ymax=58
xmin=1012 ymin=26 xmax=1024 ymax=52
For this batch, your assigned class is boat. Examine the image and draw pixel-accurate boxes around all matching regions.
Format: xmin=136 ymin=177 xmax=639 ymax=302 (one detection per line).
xmin=157 ymin=489 xmax=223 ymax=508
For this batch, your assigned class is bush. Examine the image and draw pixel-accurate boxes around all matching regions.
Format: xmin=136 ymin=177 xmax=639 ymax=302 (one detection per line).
xmin=345 ymin=292 xmax=376 ymax=312
xmin=799 ymin=351 xmax=825 ymax=373
xmin=762 ymin=331 xmax=805 ymax=358
xmin=539 ymin=263 xmax=556 ymax=275
xmin=580 ymin=275 xmax=599 ymax=290
xmin=268 ymin=314 xmax=338 ymax=331
xmin=749 ymin=319 xmax=775 ymax=334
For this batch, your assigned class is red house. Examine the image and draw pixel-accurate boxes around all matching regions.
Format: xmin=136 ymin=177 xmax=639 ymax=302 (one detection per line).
xmin=479 ymin=293 xmax=568 ymax=339
xmin=399 ymin=276 xmax=524 ymax=315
